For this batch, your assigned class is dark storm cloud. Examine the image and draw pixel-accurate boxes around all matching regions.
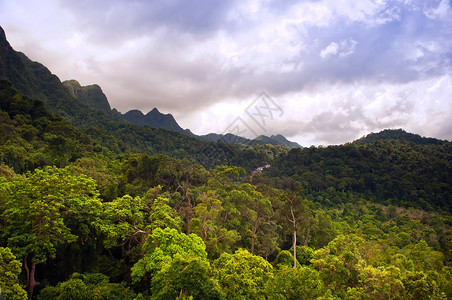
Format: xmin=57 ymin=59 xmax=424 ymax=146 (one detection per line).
xmin=57 ymin=0 xmax=452 ymax=98
xmin=59 ymin=0 xmax=238 ymax=43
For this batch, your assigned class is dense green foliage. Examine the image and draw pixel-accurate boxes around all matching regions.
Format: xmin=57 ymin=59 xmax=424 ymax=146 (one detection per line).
xmin=268 ymin=139 xmax=452 ymax=213
xmin=2 ymin=157 xmax=450 ymax=299
xmin=0 ymin=79 xmax=288 ymax=174
xmin=0 ymin=67 xmax=451 ymax=299
xmin=0 ymin=246 xmax=27 ymax=299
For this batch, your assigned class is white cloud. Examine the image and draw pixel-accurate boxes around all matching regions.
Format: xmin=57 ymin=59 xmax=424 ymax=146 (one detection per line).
xmin=320 ymin=39 xmax=357 ymax=59
xmin=423 ymin=0 xmax=451 ymax=19
xmin=320 ymin=42 xmax=339 ymax=58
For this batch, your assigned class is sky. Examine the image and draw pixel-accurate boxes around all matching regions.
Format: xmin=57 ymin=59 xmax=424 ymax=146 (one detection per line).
xmin=1 ymin=0 xmax=451 ymax=146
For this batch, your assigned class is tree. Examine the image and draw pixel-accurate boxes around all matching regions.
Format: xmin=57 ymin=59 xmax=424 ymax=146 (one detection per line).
xmin=276 ymin=191 xmax=311 ymax=267
xmin=272 ymin=250 xmax=297 ymax=269
xmin=0 ymin=247 xmax=27 ymax=300
xmin=213 ymin=249 xmax=273 ymax=299
xmin=131 ymin=227 xmax=221 ymax=299
xmin=96 ymin=194 xmax=148 ymax=249
xmin=191 ymin=188 xmax=241 ymax=258
xmin=154 ymin=158 xmax=209 ymax=235
xmin=68 ymin=157 xmax=120 ymax=201
xmin=210 ymin=166 xmax=246 ymax=187
xmin=192 ymin=190 xmax=222 ymax=242
xmin=96 ymin=189 xmax=182 ymax=250
xmin=311 ymin=234 xmax=366 ymax=294
xmin=178 ymin=162 xmax=209 ymax=235
xmin=1 ymin=166 xmax=101 ymax=299
xmin=37 ymin=273 xmax=136 ymax=300
xmin=150 ymin=255 xmax=223 ymax=299
xmin=402 ymin=271 xmax=447 ymax=299
xmin=356 ymin=265 xmax=405 ymax=299
xmin=266 ymin=265 xmax=330 ymax=299
xmin=404 ymin=240 xmax=444 ymax=271
xmin=225 ymin=184 xmax=274 ymax=255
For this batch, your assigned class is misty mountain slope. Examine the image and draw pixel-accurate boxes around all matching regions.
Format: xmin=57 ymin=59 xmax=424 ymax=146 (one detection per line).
xmin=0 ymin=26 xmax=124 ymax=128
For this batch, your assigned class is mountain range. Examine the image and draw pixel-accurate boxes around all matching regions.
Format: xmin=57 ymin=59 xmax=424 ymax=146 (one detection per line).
xmin=122 ymin=108 xmax=194 ymax=136
xmin=1 ymin=25 xmax=447 ymax=151
xmin=0 ymin=25 xmax=301 ymax=148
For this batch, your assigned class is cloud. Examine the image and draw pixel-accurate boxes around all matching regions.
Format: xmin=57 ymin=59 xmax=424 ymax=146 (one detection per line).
xmin=58 ymin=0 xmax=239 ymax=44
xmin=275 ymin=75 xmax=452 ymax=145
xmin=320 ymin=42 xmax=339 ymax=58
xmin=320 ymin=39 xmax=357 ymax=59
xmin=423 ymin=0 xmax=451 ymax=19
xmin=1 ymin=0 xmax=452 ymax=145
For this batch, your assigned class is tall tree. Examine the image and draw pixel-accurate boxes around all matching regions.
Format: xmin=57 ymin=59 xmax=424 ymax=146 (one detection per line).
xmin=213 ymin=249 xmax=273 ymax=299
xmin=191 ymin=190 xmax=240 ymax=258
xmin=276 ymin=191 xmax=311 ymax=267
xmin=131 ymin=227 xmax=221 ymax=299
xmin=1 ymin=166 xmax=101 ymax=299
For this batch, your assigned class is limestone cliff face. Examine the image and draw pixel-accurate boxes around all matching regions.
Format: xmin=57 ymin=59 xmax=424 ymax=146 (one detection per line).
xmin=63 ymin=80 xmax=111 ymax=112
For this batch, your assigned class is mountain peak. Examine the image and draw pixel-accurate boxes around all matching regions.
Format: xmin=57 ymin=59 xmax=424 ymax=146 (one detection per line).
xmin=125 ymin=109 xmax=144 ymax=116
xmin=64 ymin=79 xmax=82 ymax=87
xmin=0 ymin=26 xmax=12 ymax=50
xmin=253 ymin=134 xmax=302 ymax=148
xmin=200 ymin=133 xmax=302 ymax=148
xmin=123 ymin=108 xmax=191 ymax=135
xmin=0 ymin=26 xmax=6 ymax=41
xmin=147 ymin=107 xmax=164 ymax=116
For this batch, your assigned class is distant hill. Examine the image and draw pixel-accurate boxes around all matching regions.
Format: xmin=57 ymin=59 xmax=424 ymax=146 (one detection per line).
xmin=63 ymin=79 xmax=111 ymax=113
xmin=354 ymin=129 xmax=447 ymax=145
xmin=269 ymin=129 xmax=452 ymax=212
xmin=200 ymin=133 xmax=302 ymax=148
xmin=123 ymin=108 xmax=193 ymax=136
xmin=0 ymin=79 xmax=290 ymax=172
xmin=122 ymin=107 xmax=301 ymax=148
xmin=200 ymin=133 xmax=252 ymax=144
xmin=254 ymin=134 xmax=302 ymax=148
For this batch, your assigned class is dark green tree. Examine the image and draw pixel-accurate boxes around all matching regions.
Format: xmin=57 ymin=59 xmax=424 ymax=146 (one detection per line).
xmin=1 ymin=166 xmax=101 ymax=299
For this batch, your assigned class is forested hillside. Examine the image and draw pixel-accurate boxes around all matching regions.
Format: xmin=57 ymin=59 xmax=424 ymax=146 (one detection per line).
xmin=0 ymin=26 xmax=451 ymax=300
xmin=268 ymin=135 xmax=452 ymax=213
xmin=0 ymin=80 xmax=451 ymax=299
